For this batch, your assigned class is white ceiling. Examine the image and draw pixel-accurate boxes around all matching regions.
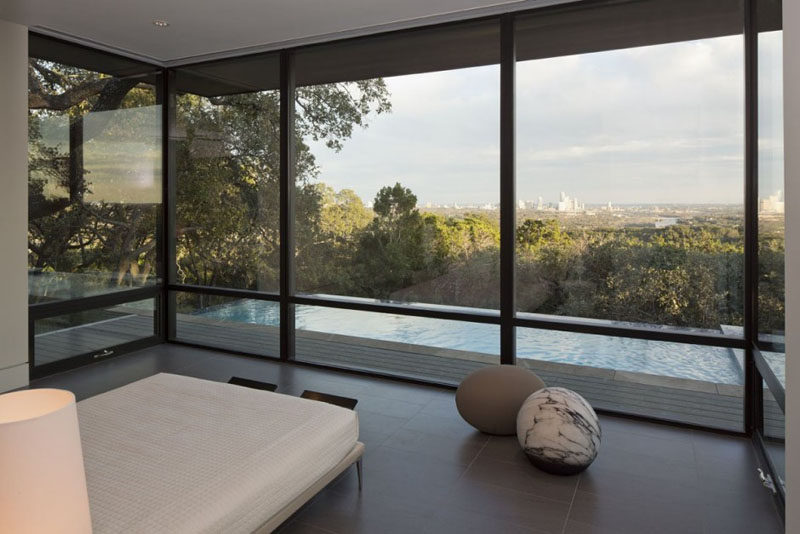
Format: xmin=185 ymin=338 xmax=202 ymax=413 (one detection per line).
xmin=0 ymin=0 xmax=557 ymax=66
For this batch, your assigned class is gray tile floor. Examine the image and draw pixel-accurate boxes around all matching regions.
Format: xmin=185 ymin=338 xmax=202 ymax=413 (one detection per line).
xmin=31 ymin=344 xmax=783 ymax=534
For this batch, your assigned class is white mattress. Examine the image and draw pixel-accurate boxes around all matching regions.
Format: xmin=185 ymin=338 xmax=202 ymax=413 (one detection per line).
xmin=77 ymin=373 xmax=359 ymax=533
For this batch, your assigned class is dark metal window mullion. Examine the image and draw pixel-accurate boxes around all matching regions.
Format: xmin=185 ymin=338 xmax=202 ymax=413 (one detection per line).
xmin=161 ymin=68 xmax=177 ymax=341
xmin=280 ymin=50 xmax=297 ymax=361
xmin=28 ymin=286 xmax=161 ymax=320
xmin=743 ymin=0 xmax=759 ymax=436
xmin=500 ymin=14 xmax=516 ymax=365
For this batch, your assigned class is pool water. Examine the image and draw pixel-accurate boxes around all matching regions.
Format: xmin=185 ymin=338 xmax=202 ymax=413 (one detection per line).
xmin=198 ymin=299 xmax=745 ymax=385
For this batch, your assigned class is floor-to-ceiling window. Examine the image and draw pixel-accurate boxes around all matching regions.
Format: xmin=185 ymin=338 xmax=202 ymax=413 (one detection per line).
xmin=171 ymin=54 xmax=282 ymax=357
xmin=291 ymin=21 xmax=502 ymax=379
xmin=163 ymin=1 xmax=761 ymax=426
xmin=26 ymin=2 xmax=784 ymax=493
xmin=514 ymin=0 xmax=747 ymax=430
xmin=28 ymin=35 xmax=163 ymax=375
xmin=755 ymin=0 xmax=785 ymax=501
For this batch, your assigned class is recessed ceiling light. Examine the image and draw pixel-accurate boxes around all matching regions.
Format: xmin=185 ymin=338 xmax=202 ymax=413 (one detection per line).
xmin=153 ymin=19 xmax=170 ymax=28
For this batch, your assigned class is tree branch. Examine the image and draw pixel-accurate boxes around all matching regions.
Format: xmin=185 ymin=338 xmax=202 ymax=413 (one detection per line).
xmin=28 ymin=73 xmax=110 ymax=110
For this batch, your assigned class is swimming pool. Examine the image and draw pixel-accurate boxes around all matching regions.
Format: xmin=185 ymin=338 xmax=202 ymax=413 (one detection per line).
xmin=197 ymin=299 xmax=746 ymax=385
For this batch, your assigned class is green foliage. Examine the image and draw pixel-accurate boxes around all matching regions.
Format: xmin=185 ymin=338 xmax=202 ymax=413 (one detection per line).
xmin=373 ymin=182 xmax=417 ymax=219
xmin=27 ymin=59 xmax=783 ymax=333
xmin=515 ymin=220 xmax=747 ymax=329
xmin=350 ymin=184 xmax=427 ymax=297
xmin=517 ymin=219 xmax=571 ymax=251
xmin=296 ymin=184 xmax=373 ymax=292
xmin=174 ymin=82 xmax=391 ymax=291
xmin=28 ymin=59 xmax=160 ymax=294
xmin=758 ymin=231 xmax=786 ymax=333
xmin=174 ymin=91 xmax=282 ymax=289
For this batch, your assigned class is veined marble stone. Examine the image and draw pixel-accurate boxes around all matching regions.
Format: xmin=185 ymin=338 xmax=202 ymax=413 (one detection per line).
xmin=516 ymin=387 xmax=601 ymax=475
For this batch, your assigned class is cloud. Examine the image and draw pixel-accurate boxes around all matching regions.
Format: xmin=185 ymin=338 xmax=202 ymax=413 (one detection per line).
xmin=306 ymin=33 xmax=759 ymax=205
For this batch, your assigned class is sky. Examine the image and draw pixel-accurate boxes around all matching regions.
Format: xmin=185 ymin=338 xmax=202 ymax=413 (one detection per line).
xmin=306 ymin=32 xmax=784 ymax=206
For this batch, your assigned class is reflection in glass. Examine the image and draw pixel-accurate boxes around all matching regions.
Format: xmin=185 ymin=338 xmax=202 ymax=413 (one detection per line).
xmin=173 ymin=292 xmax=280 ymax=358
xmin=757 ymin=26 xmax=785 ymax=343
xmin=762 ymin=379 xmax=785 ymax=489
xmin=174 ymin=83 xmax=281 ymax=291
xmin=761 ymin=350 xmax=785 ymax=388
xmin=34 ymin=299 xmax=155 ymax=366
xmin=28 ymin=60 xmax=162 ymax=303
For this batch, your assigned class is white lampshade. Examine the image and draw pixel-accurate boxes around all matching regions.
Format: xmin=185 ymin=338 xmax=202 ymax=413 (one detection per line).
xmin=0 ymin=388 xmax=92 ymax=533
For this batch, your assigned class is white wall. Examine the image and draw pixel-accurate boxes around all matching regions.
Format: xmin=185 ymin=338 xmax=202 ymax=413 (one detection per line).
xmin=0 ymin=20 xmax=28 ymax=393
xmin=785 ymin=0 xmax=799 ymax=531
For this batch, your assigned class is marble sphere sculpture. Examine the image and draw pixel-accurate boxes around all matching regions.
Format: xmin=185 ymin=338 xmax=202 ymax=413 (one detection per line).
xmin=456 ymin=365 xmax=546 ymax=435
xmin=516 ymin=387 xmax=601 ymax=475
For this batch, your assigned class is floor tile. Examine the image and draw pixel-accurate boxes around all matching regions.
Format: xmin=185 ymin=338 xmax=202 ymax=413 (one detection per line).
xmin=461 ymin=454 xmax=579 ymax=503
xmin=478 ymin=435 xmax=531 ymax=466
xmin=577 ymin=462 xmax=701 ymax=509
xmin=295 ymin=484 xmax=436 ymax=534
xmin=419 ymin=394 xmax=461 ymax=418
xmin=568 ymin=489 xmax=704 ymax=534
xmin=276 ymin=519 xmax=338 ymax=533
xmin=587 ymin=441 xmax=700 ymax=488
xmin=563 ymin=519 xmax=624 ymax=534
xmin=423 ymin=505 xmax=549 ymax=534
xmin=331 ymin=445 xmax=468 ymax=506
xmin=703 ymin=498 xmax=783 ymax=534
xmin=355 ymin=410 xmax=408 ymax=437
xmin=30 ymin=346 xmax=784 ymax=534
xmin=443 ymin=479 xmax=571 ymax=533
xmin=600 ymin=424 xmax=697 ymax=466
xmin=382 ymin=426 xmax=487 ymax=466
xmin=354 ymin=393 xmax=426 ymax=419
xmin=402 ymin=411 xmax=488 ymax=442
xmin=599 ymin=415 xmax=696 ymax=445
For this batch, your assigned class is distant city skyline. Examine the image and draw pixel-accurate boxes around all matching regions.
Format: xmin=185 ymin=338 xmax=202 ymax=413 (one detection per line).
xmin=307 ymin=32 xmax=784 ymax=207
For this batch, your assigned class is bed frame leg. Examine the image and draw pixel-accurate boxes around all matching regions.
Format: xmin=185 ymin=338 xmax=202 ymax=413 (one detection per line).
xmin=356 ymin=458 xmax=363 ymax=491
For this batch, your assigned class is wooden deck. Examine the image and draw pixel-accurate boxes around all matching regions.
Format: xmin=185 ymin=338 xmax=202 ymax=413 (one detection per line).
xmin=35 ymin=314 xmax=156 ymax=364
xmin=34 ymin=312 xmax=784 ymax=436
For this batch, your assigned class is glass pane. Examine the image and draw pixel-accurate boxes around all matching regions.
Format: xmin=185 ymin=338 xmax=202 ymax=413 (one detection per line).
xmin=295 ymin=306 xmax=499 ymax=384
xmin=515 ymin=1 xmax=745 ymax=335
xmin=34 ymin=299 xmax=155 ymax=366
xmin=294 ymin=22 xmax=500 ymax=310
xmin=761 ymin=350 xmax=785 ymax=388
xmin=174 ymin=54 xmax=281 ymax=291
xmin=173 ymin=292 xmax=279 ymax=358
xmin=757 ymin=0 xmax=784 ymax=345
xmin=517 ymin=326 xmax=744 ymax=431
xmin=28 ymin=59 xmax=162 ymax=303
xmin=762 ymin=378 xmax=785 ymax=490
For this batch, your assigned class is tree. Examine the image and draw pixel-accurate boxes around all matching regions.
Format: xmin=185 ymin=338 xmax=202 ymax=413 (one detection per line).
xmin=350 ymin=183 xmax=428 ymax=297
xmin=28 ymin=60 xmax=159 ymax=297
xmin=175 ymin=82 xmax=391 ymax=291
xmin=296 ymin=185 xmax=373 ymax=292
xmin=758 ymin=230 xmax=786 ymax=333
xmin=28 ymin=56 xmax=391 ymax=298
xmin=29 ymin=58 xmax=761 ymax=333
xmin=373 ymin=182 xmax=417 ymax=220
xmin=517 ymin=219 xmax=571 ymax=251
